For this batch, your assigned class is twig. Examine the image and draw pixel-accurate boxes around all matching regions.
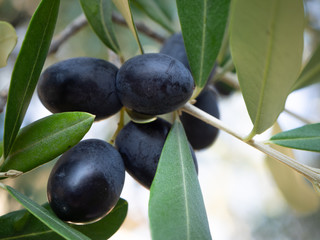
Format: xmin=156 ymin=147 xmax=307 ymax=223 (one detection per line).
xmin=111 ymin=13 xmax=166 ymax=43
xmin=49 ymin=14 xmax=88 ymax=54
xmin=181 ymin=102 xmax=320 ymax=191
xmin=49 ymin=12 xmax=167 ymax=55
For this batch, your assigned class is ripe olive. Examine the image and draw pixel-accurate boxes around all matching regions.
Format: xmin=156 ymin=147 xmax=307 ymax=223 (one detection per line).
xmin=115 ymin=118 xmax=198 ymax=189
xmin=47 ymin=139 xmax=125 ymax=224
xmin=180 ymin=89 xmax=220 ymax=150
xmin=160 ymin=33 xmax=190 ymax=70
xmin=116 ymin=53 xmax=194 ymax=115
xmin=37 ymin=57 xmax=122 ymax=121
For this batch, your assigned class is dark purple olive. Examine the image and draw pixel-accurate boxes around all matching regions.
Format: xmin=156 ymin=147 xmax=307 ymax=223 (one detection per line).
xmin=115 ymin=53 xmax=194 ymax=115
xmin=180 ymin=89 xmax=220 ymax=150
xmin=160 ymin=33 xmax=190 ymax=70
xmin=115 ymin=118 xmax=198 ymax=189
xmin=37 ymin=57 xmax=122 ymax=121
xmin=47 ymin=139 xmax=125 ymax=224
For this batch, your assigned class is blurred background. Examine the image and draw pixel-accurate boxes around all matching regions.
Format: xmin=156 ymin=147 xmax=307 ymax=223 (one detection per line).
xmin=1 ymin=0 xmax=320 ymax=239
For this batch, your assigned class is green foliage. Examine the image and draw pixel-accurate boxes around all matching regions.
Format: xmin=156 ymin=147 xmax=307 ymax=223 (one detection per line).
xmin=230 ymin=0 xmax=304 ymax=136
xmin=3 ymin=185 xmax=91 ymax=240
xmin=3 ymin=0 xmax=60 ymax=158
xmin=270 ymin=123 xmax=320 ymax=152
xmin=112 ymin=0 xmax=144 ymax=54
xmin=131 ymin=0 xmax=175 ymax=33
xmin=0 ymin=199 xmax=128 ymax=240
xmin=0 ymin=21 xmax=17 ymax=68
xmin=176 ymin=0 xmax=230 ymax=90
xmin=80 ymin=0 xmax=121 ymax=55
xmin=149 ymin=120 xmax=211 ymax=240
xmin=293 ymin=43 xmax=320 ymax=90
xmin=0 ymin=112 xmax=94 ymax=175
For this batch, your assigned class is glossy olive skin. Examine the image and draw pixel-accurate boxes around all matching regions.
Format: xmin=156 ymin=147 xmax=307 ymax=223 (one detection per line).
xmin=38 ymin=57 xmax=122 ymax=121
xmin=116 ymin=53 xmax=194 ymax=115
xmin=115 ymin=118 xmax=198 ymax=189
xmin=180 ymin=89 xmax=220 ymax=150
xmin=47 ymin=139 xmax=125 ymax=224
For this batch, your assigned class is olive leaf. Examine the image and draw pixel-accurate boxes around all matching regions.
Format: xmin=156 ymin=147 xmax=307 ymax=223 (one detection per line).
xmin=229 ymin=0 xmax=304 ymax=137
xmin=0 ymin=199 xmax=128 ymax=240
xmin=112 ymin=0 xmax=144 ymax=54
xmin=176 ymin=0 xmax=230 ymax=90
xmin=266 ymin=123 xmax=320 ymax=213
xmin=3 ymin=0 xmax=60 ymax=158
xmin=149 ymin=120 xmax=212 ymax=240
xmin=269 ymin=123 xmax=320 ymax=152
xmin=80 ymin=0 xmax=122 ymax=55
xmin=2 ymin=185 xmax=91 ymax=240
xmin=131 ymin=0 xmax=175 ymax=33
xmin=292 ymin=43 xmax=320 ymax=91
xmin=0 ymin=21 xmax=17 ymax=68
xmin=0 ymin=112 xmax=94 ymax=175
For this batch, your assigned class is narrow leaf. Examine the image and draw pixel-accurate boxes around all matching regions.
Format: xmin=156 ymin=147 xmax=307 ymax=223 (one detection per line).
xmin=149 ymin=120 xmax=212 ymax=240
xmin=0 ymin=199 xmax=128 ymax=240
xmin=0 ymin=112 xmax=94 ymax=174
xmin=176 ymin=0 xmax=230 ymax=89
xmin=3 ymin=185 xmax=91 ymax=240
xmin=0 ymin=21 xmax=17 ymax=68
xmin=293 ymin=43 xmax=320 ymax=90
xmin=131 ymin=0 xmax=175 ymax=33
xmin=270 ymin=123 xmax=320 ymax=152
xmin=112 ymin=0 xmax=144 ymax=54
xmin=80 ymin=0 xmax=121 ymax=55
xmin=266 ymin=123 xmax=319 ymax=213
xmin=3 ymin=0 xmax=60 ymax=158
xmin=230 ymin=0 xmax=304 ymax=136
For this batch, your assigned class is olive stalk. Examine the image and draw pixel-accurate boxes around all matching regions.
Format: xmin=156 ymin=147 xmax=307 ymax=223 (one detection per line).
xmin=181 ymin=102 xmax=320 ymax=193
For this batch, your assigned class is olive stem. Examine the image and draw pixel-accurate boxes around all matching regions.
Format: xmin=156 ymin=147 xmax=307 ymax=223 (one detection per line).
xmin=49 ymin=13 xmax=166 ymax=55
xmin=0 ymin=170 xmax=23 ymax=178
xmin=181 ymin=102 xmax=320 ymax=189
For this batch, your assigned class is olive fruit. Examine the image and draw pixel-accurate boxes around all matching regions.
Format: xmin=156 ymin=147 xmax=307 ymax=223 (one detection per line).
xmin=116 ymin=53 xmax=194 ymax=115
xmin=180 ymin=89 xmax=220 ymax=150
xmin=37 ymin=57 xmax=122 ymax=121
xmin=47 ymin=139 xmax=125 ymax=224
xmin=160 ymin=33 xmax=216 ymax=83
xmin=115 ymin=118 xmax=198 ymax=189
xmin=160 ymin=33 xmax=190 ymax=70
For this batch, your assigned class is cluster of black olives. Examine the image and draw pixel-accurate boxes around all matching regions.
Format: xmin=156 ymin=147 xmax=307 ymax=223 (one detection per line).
xmin=38 ymin=32 xmax=221 ymax=225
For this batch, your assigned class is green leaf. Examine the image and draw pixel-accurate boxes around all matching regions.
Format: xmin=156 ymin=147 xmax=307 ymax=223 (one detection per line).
xmin=149 ymin=120 xmax=212 ymax=240
xmin=112 ymin=0 xmax=144 ymax=54
xmin=229 ymin=0 xmax=304 ymax=136
xmin=266 ymin=123 xmax=319 ymax=213
xmin=0 ymin=199 xmax=128 ymax=240
xmin=80 ymin=0 xmax=121 ymax=55
xmin=0 ymin=112 xmax=94 ymax=174
xmin=269 ymin=123 xmax=320 ymax=152
xmin=292 ymin=43 xmax=320 ymax=90
xmin=2 ymin=185 xmax=91 ymax=240
xmin=176 ymin=0 xmax=230 ymax=89
xmin=154 ymin=0 xmax=176 ymax=21
xmin=131 ymin=0 xmax=175 ymax=33
xmin=0 ymin=21 xmax=17 ymax=68
xmin=3 ymin=0 xmax=60 ymax=158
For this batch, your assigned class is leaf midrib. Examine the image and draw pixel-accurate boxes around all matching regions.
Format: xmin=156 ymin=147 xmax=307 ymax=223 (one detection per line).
xmin=252 ymin=0 xmax=279 ymax=134
xmin=6 ymin=117 xmax=92 ymax=160
xmin=198 ymin=0 xmax=208 ymax=87
xmin=1 ymin=230 xmax=54 ymax=240
xmin=272 ymin=136 xmax=320 ymax=142
xmin=5 ymin=1 xmax=56 ymax=158
xmin=177 ymin=130 xmax=190 ymax=239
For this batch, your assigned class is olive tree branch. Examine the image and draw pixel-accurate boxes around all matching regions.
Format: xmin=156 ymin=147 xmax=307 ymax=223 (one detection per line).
xmin=49 ymin=13 xmax=166 ymax=55
xmin=181 ymin=102 xmax=320 ymax=192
